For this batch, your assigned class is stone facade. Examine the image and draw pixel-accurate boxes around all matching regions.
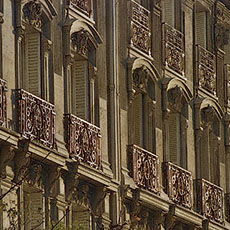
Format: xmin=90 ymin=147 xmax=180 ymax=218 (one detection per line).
xmin=0 ymin=0 xmax=230 ymax=230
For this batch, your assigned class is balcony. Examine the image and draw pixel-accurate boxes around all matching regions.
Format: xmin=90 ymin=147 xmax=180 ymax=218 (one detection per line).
xmin=163 ymin=23 xmax=185 ymax=76
xmin=129 ymin=0 xmax=151 ymax=55
xmin=16 ymin=89 xmax=56 ymax=149
xmin=64 ymin=114 xmax=101 ymax=170
xmin=196 ymin=179 xmax=224 ymax=224
xmin=70 ymin=0 xmax=91 ymax=17
xmin=225 ymin=193 xmax=230 ymax=222
xmin=0 ymin=79 xmax=7 ymax=127
xmin=162 ymin=162 xmax=192 ymax=209
xmin=128 ymin=145 xmax=160 ymax=194
xmin=196 ymin=45 xmax=216 ymax=95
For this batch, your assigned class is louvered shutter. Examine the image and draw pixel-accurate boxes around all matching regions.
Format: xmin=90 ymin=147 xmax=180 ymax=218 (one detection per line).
xmin=72 ymin=60 xmax=89 ymax=120
xmin=168 ymin=113 xmax=180 ymax=165
xmin=30 ymin=192 xmax=43 ymax=230
xmin=163 ymin=0 xmax=175 ymax=27
xmin=196 ymin=11 xmax=207 ymax=48
xmin=73 ymin=209 xmax=91 ymax=229
xmin=133 ymin=94 xmax=142 ymax=147
xmin=26 ymin=32 xmax=41 ymax=97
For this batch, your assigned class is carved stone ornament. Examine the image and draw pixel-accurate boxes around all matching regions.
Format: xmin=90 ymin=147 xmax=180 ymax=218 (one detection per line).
xmin=215 ymin=24 xmax=230 ymax=50
xmin=168 ymin=86 xmax=183 ymax=112
xmin=0 ymin=145 xmax=15 ymax=179
xmin=201 ymin=106 xmax=214 ymax=126
xmin=22 ymin=0 xmax=42 ymax=29
xmin=71 ymin=29 xmax=90 ymax=57
xmin=132 ymin=67 xmax=149 ymax=94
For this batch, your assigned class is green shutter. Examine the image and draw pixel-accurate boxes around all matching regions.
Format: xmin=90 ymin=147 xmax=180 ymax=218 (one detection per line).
xmin=133 ymin=94 xmax=142 ymax=147
xmin=26 ymin=32 xmax=41 ymax=97
xmin=196 ymin=11 xmax=207 ymax=48
xmin=163 ymin=0 xmax=175 ymax=27
xmin=168 ymin=113 xmax=180 ymax=165
xmin=72 ymin=60 xmax=88 ymax=120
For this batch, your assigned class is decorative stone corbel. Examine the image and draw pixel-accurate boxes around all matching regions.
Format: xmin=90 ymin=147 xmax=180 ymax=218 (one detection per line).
xmin=64 ymin=162 xmax=79 ymax=202
xmin=201 ymin=105 xmax=214 ymax=127
xmin=152 ymin=210 xmax=165 ymax=230
xmin=42 ymin=37 xmax=52 ymax=52
xmin=0 ymin=12 xmax=4 ymax=24
xmin=164 ymin=205 xmax=176 ymax=230
xmin=25 ymin=161 xmax=43 ymax=188
xmin=0 ymin=144 xmax=16 ymax=179
xmin=77 ymin=184 xmax=90 ymax=208
xmin=92 ymin=186 xmax=107 ymax=216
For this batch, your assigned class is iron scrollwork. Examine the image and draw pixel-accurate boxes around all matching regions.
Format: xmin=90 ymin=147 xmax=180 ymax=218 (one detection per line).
xmin=64 ymin=114 xmax=102 ymax=170
xmin=163 ymin=162 xmax=192 ymax=209
xmin=17 ymin=89 xmax=56 ymax=149
xmin=163 ymin=23 xmax=185 ymax=76
xmin=196 ymin=179 xmax=224 ymax=224
xmin=128 ymin=144 xmax=160 ymax=194
xmin=0 ymin=79 xmax=7 ymax=127
xmin=197 ymin=45 xmax=216 ymax=95
xmin=130 ymin=0 xmax=151 ymax=55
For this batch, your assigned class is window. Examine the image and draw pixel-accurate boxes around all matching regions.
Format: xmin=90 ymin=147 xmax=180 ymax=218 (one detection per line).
xmin=195 ymin=2 xmax=212 ymax=50
xmin=129 ymin=67 xmax=156 ymax=152
xmin=200 ymin=106 xmax=220 ymax=185
xmin=167 ymin=87 xmax=188 ymax=168
xmin=163 ymin=0 xmax=182 ymax=31
xmin=70 ymin=29 xmax=98 ymax=123
xmin=24 ymin=187 xmax=43 ymax=230
xmin=21 ymin=0 xmax=53 ymax=100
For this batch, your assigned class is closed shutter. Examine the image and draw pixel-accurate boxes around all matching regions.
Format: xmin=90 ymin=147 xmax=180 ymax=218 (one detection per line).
xmin=72 ymin=60 xmax=89 ymax=120
xmin=73 ymin=209 xmax=91 ymax=230
xmin=24 ymin=191 xmax=43 ymax=230
xmin=196 ymin=11 xmax=207 ymax=48
xmin=133 ymin=94 xmax=142 ymax=147
xmin=30 ymin=192 xmax=43 ymax=230
xmin=168 ymin=113 xmax=180 ymax=165
xmin=163 ymin=0 xmax=175 ymax=27
xmin=26 ymin=32 xmax=41 ymax=97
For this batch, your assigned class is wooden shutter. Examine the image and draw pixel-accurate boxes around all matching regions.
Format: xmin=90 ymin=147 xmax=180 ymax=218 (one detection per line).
xmin=72 ymin=60 xmax=89 ymax=120
xmin=26 ymin=32 xmax=41 ymax=97
xmin=24 ymin=191 xmax=43 ymax=230
xmin=168 ymin=113 xmax=180 ymax=165
xmin=163 ymin=0 xmax=175 ymax=27
xmin=133 ymin=94 xmax=142 ymax=147
xmin=196 ymin=11 xmax=207 ymax=48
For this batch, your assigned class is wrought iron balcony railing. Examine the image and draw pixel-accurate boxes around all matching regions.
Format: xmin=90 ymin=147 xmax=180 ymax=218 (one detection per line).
xmin=196 ymin=179 xmax=224 ymax=224
xmin=225 ymin=193 xmax=230 ymax=222
xmin=17 ymin=89 xmax=56 ymax=149
xmin=0 ymin=79 xmax=7 ymax=127
xmin=70 ymin=0 xmax=91 ymax=17
xmin=196 ymin=45 xmax=216 ymax=95
xmin=128 ymin=145 xmax=160 ymax=194
xmin=130 ymin=0 xmax=151 ymax=55
xmin=163 ymin=162 xmax=192 ymax=209
xmin=64 ymin=114 xmax=101 ymax=170
xmin=163 ymin=23 xmax=185 ymax=76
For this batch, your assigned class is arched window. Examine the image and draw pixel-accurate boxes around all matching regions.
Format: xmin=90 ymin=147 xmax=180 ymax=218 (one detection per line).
xmin=200 ymin=106 xmax=221 ymax=185
xmin=21 ymin=0 xmax=55 ymax=100
xmin=129 ymin=66 xmax=156 ymax=152
xmin=167 ymin=86 xmax=188 ymax=168
xmin=70 ymin=29 xmax=97 ymax=122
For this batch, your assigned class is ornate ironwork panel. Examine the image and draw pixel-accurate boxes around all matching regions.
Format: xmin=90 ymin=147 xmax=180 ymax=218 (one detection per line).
xmin=17 ymin=89 xmax=56 ymax=148
xmin=196 ymin=45 xmax=216 ymax=95
xmin=226 ymin=193 xmax=230 ymax=222
xmin=225 ymin=64 xmax=230 ymax=106
xmin=70 ymin=0 xmax=91 ymax=17
xmin=0 ymin=79 xmax=7 ymax=127
xmin=130 ymin=0 xmax=151 ymax=54
xmin=163 ymin=162 xmax=192 ymax=208
xmin=163 ymin=23 xmax=185 ymax=76
xmin=128 ymin=145 xmax=160 ymax=194
xmin=64 ymin=114 xmax=101 ymax=170
xmin=196 ymin=179 xmax=224 ymax=224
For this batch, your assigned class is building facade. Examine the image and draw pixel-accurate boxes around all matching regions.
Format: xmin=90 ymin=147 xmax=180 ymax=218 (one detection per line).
xmin=0 ymin=0 xmax=230 ymax=229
